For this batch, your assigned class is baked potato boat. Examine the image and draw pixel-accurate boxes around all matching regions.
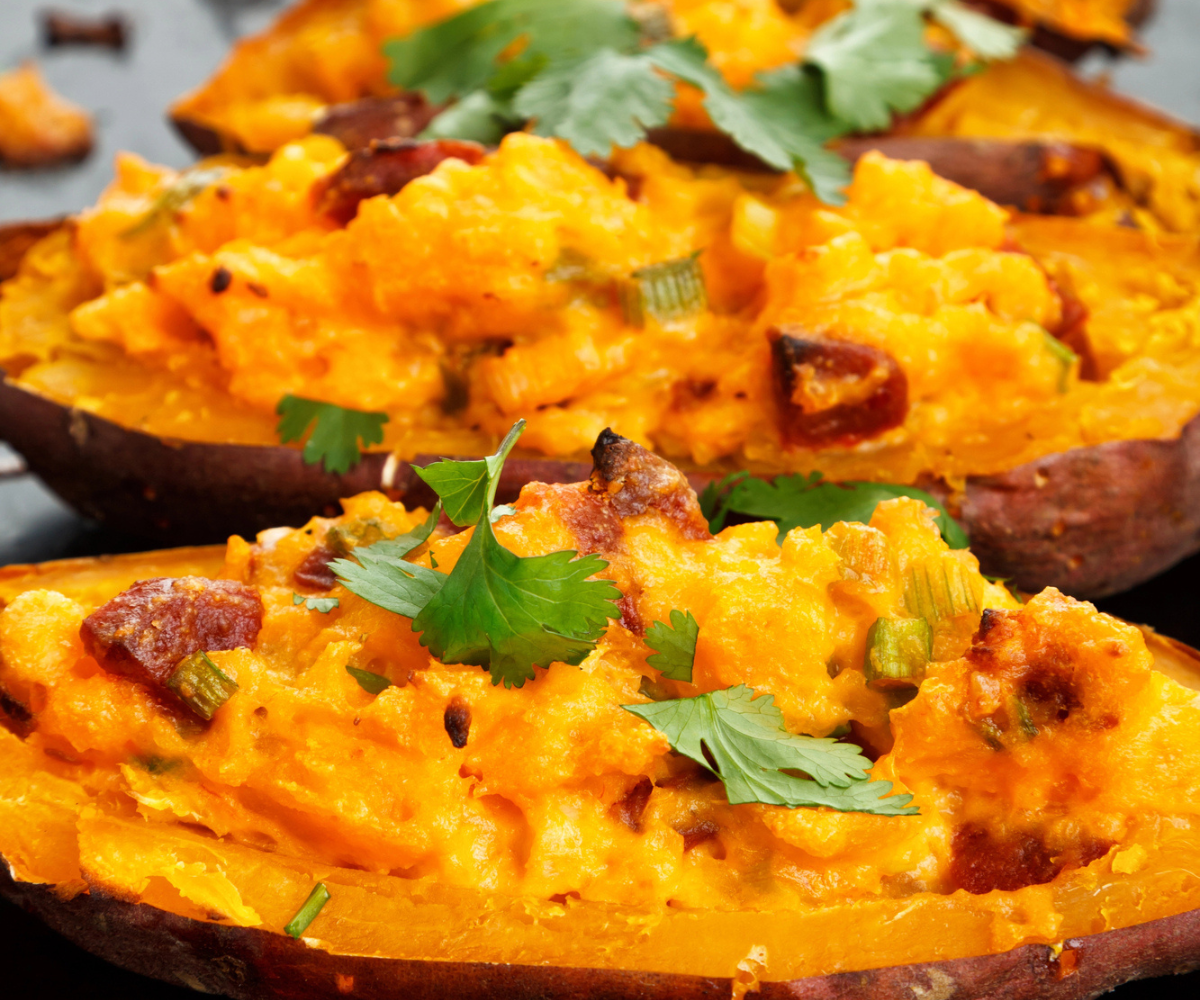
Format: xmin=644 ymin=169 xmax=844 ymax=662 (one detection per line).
xmin=3 ymin=132 xmax=1200 ymax=597
xmin=2 ymin=431 xmax=1200 ymax=998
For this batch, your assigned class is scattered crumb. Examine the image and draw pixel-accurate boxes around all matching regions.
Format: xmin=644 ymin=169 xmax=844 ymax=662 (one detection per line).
xmin=0 ymin=62 xmax=93 ymax=168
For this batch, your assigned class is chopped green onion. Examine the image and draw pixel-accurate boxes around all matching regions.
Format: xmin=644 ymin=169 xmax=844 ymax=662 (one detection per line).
xmin=121 ymin=167 xmax=229 ymax=238
xmin=346 ymin=665 xmax=392 ymax=695
xmin=1042 ymin=330 xmax=1078 ymax=393
xmin=1012 ymin=697 xmax=1039 ymax=738
xmin=284 ymin=883 xmax=330 ymax=938
xmin=167 ymin=651 xmax=238 ymax=721
xmin=903 ymin=559 xmax=981 ymax=625
xmin=864 ymin=617 xmax=932 ymax=688
xmin=620 ymin=253 xmax=707 ymax=327
xmin=637 ymin=674 xmax=673 ymax=702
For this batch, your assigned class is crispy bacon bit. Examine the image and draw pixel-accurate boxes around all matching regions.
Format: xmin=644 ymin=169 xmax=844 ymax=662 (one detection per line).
xmin=610 ymin=777 xmax=653 ymax=832
xmin=678 ymin=820 xmax=719 ymax=851
xmin=589 ymin=429 xmax=710 ymax=540
xmin=80 ymin=578 xmax=263 ymax=693
xmin=293 ymin=545 xmax=338 ymax=591
xmin=443 ymin=697 xmax=471 ymax=749
xmin=949 ymin=824 xmax=1061 ymax=894
xmin=771 ymin=329 xmax=908 ymax=449
xmin=315 ymin=138 xmax=486 ymax=226
xmin=615 ymin=594 xmax=644 ymax=636
xmin=42 ymin=11 xmax=128 ymax=50
xmin=210 ymin=266 xmax=232 ymax=294
xmin=556 ymin=487 xmax=625 ymax=556
xmin=312 ymin=94 xmax=443 ymax=153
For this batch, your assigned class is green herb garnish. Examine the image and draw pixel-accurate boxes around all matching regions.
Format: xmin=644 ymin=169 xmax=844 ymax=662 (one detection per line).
xmin=1042 ymin=329 xmax=1079 ymax=393
xmin=619 ymin=253 xmax=707 ymax=327
xmin=644 ymin=609 xmax=699 ymax=682
xmin=335 ymin=420 xmax=623 ymax=688
xmin=292 ymin=593 xmax=339 ymax=613
xmin=700 ymin=471 xmax=969 ymax=549
xmin=284 ymin=883 xmax=330 ymax=938
xmin=275 ymin=395 xmax=389 ymax=475
xmin=623 ymin=684 xmax=916 ymax=815
xmin=345 ymin=666 xmax=393 ymax=695
xmin=385 ymin=0 xmax=1022 ymax=204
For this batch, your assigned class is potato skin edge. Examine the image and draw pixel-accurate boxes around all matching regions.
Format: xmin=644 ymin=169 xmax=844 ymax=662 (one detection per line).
xmin=2 ymin=862 xmax=1198 ymax=999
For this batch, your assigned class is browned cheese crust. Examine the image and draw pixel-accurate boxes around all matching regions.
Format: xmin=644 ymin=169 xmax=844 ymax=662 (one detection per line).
xmin=1 ymin=865 xmax=1197 ymax=1000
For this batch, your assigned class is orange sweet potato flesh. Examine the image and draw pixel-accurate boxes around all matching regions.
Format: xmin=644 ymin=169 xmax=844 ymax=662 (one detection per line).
xmin=0 ymin=485 xmax=1198 ymax=997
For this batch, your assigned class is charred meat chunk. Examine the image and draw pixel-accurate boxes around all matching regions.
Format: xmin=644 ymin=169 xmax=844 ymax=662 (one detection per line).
xmin=610 ymin=776 xmax=653 ymax=832
xmin=771 ymin=328 xmax=908 ymax=449
xmin=42 ymin=11 xmax=129 ymax=50
xmin=80 ymin=577 xmax=262 ymax=694
xmin=589 ymin=428 xmax=710 ymax=540
xmin=315 ymin=138 xmax=486 ymax=226
xmin=949 ymin=824 xmax=1061 ymax=894
xmin=312 ymin=94 xmax=443 ymax=153
xmin=293 ymin=545 xmax=339 ymax=591
xmin=443 ymin=697 xmax=471 ymax=749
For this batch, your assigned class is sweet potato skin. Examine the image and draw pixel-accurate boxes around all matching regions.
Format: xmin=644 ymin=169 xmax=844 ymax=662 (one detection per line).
xmin=1 ymin=864 xmax=1197 ymax=999
xmin=3 ymin=373 xmax=1200 ymax=598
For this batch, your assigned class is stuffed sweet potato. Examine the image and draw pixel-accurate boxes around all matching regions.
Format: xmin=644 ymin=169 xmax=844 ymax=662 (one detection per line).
xmin=2 ymin=134 xmax=1199 ymax=596
xmin=1 ymin=433 xmax=1199 ymax=998
xmin=167 ymin=0 xmax=1153 ymax=158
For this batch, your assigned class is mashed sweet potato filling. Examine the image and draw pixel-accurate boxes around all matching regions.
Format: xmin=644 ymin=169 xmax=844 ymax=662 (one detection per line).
xmin=1 ymin=469 xmax=1199 ymax=980
xmin=2 ymin=138 xmax=1199 ymax=486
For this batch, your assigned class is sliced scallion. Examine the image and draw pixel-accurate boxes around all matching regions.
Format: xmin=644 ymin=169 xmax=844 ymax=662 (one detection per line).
xmin=167 ymin=651 xmax=238 ymax=721
xmin=121 ymin=167 xmax=229 ymax=238
xmin=864 ymin=617 xmax=932 ymax=688
xmin=903 ymin=559 xmax=981 ymax=626
xmin=620 ymin=253 xmax=707 ymax=327
xmin=284 ymin=882 xmax=330 ymax=938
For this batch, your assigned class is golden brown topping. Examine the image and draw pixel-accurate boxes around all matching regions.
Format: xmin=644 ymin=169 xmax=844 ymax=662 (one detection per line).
xmin=80 ymin=577 xmax=262 ymax=691
xmin=42 ymin=11 xmax=128 ymax=49
xmin=771 ymin=328 xmax=909 ymax=449
xmin=314 ymin=138 xmax=486 ymax=226
xmin=589 ymin=429 xmax=709 ymax=540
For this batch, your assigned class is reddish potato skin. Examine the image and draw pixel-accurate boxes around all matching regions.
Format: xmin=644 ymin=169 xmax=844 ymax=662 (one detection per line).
xmin=3 ymin=375 xmax=1200 ymax=598
xmin=1 ymin=865 xmax=1198 ymax=999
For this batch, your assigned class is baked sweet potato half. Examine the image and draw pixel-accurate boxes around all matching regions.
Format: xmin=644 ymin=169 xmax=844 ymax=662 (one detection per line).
xmin=3 ymin=136 xmax=1199 ymax=597
xmin=167 ymin=0 xmax=1154 ymax=158
xmin=1 ymin=435 xmax=1199 ymax=998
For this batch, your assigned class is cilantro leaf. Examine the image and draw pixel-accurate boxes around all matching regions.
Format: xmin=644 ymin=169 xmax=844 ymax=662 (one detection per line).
xmin=276 ymin=395 xmax=388 ymax=475
xmin=644 ymin=609 xmax=698 ymax=682
xmin=703 ymin=472 xmax=969 ymax=549
xmin=345 ymin=665 xmax=392 ymax=694
xmin=414 ymin=420 xmax=524 ymax=527
xmin=805 ymin=0 xmax=946 ymax=132
xmin=928 ymin=0 xmax=1025 ymax=60
xmin=386 ymin=0 xmax=638 ymax=102
xmin=331 ymin=509 xmax=446 ymax=618
xmin=623 ymin=684 xmax=916 ymax=814
xmin=421 ymin=89 xmax=521 ymax=144
xmin=413 ymin=517 xmax=623 ymax=688
xmin=515 ymin=49 xmax=674 ymax=156
xmin=292 ymin=593 xmax=339 ymax=613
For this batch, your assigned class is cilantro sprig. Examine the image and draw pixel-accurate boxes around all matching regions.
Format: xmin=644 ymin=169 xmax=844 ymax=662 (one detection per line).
xmin=276 ymin=395 xmax=389 ymax=475
xmin=644 ymin=609 xmax=698 ymax=682
xmin=700 ymin=471 xmax=969 ymax=549
xmin=334 ymin=420 xmax=623 ymax=687
xmin=385 ymin=0 xmax=1023 ymax=203
xmin=624 ymin=684 xmax=916 ymax=815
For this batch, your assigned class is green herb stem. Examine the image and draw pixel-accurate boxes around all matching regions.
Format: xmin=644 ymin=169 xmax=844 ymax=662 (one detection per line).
xmin=284 ymin=883 xmax=331 ymax=938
